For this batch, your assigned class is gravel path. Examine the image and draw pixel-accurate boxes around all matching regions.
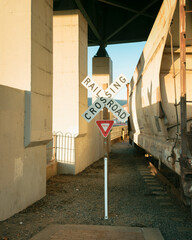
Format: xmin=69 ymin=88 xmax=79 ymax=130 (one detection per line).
xmin=0 ymin=141 xmax=192 ymax=240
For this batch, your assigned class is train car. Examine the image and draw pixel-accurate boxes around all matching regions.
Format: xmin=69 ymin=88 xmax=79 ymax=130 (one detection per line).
xmin=128 ymin=0 xmax=192 ymax=203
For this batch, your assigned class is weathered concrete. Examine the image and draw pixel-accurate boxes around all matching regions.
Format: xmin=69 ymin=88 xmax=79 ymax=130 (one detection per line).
xmin=46 ymin=162 xmax=58 ymax=181
xmin=92 ymin=57 xmax=113 ymax=88
xmin=0 ymin=0 xmax=53 ymax=220
xmin=53 ymin=10 xmax=87 ymax=135
xmin=30 ymin=224 xmax=164 ymax=240
xmin=92 ymin=56 xmax=112 ymax=103
xmin=0 ymin=86 xmax=46 ymax=221
xmin=53 ymin=10 xmax=104 ymax=175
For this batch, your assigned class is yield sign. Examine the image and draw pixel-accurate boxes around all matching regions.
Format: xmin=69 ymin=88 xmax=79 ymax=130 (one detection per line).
xmin=96 ymin=120 xmax=114 ymax=138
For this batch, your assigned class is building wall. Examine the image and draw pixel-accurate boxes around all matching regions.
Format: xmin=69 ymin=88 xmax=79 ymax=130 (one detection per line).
xmin=75 ymin=113 xmax=104 ymax=174
xmin=53 ymin=10 xmax=86 ymax=135
xmin=0 ymin=0 xmax=53 ymax=220
xmin=0 ymin=86 xmax=46 ymax=221
xmin=53 ymin=10 xmax=106 ymax=175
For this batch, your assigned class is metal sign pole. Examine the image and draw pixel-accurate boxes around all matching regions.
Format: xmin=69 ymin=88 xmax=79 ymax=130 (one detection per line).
xmin=104 ymin=138 xmax=108 ymax=220
xmin=103 ymin=83 xmax=108 ymax=220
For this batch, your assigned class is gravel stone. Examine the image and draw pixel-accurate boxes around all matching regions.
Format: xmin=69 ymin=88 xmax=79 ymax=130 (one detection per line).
xmin=0 ymin=141 xmax=192 ymax=240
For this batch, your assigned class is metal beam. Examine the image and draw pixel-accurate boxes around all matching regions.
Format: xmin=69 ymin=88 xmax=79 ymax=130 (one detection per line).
xmin=74 ymin=0 xmax=102 ymax=42
xmin=104 ymin=0 xmax=159 ymax=42
xmin=98 ymin=0 xmax=155 ymax=19
xmin=88 ymin=37 xmax=147 ymax=46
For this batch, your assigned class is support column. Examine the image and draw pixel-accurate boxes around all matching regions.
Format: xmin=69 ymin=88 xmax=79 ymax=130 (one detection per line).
xmin=0 ymin=0 xmax=53 ymax=146
xmin=92 ymin=48 xmax=113 ymax=97
xmin=53 ymin=10 xmax=89 ymax=175
xmin=0 ymin=0 xmax=53 ymax=220
xmin=53 ymin=10 xmax=88 ymax=135
xmin=92 ymin=48 xmax=113 ymax=152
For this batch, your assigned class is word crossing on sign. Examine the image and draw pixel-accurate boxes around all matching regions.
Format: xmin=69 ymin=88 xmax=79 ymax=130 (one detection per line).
xmin=82 ymin=97 xmax=130 ymax=123
xmin=96 ymin=120 xmax=114 ymax=138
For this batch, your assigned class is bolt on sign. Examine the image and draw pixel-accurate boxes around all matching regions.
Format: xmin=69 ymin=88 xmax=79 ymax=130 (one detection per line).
xmin=81 ymin=74 xmax=130 ymax=123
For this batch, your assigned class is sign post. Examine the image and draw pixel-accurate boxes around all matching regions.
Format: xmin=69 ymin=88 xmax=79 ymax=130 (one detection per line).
xmin=81 ymin=74 xmax=129 ymax=220
xmin=96 ymin=120 xmax=114 ymax=219
xmin=104 ymin=154 xmax=108 ymax=219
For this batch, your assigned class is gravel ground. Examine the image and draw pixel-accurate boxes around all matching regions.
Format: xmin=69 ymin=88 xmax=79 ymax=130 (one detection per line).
xmin=0 ymin=140 xmax=192 ymax=240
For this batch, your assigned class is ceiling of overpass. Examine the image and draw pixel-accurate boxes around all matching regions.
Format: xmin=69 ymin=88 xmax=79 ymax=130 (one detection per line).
xmin=53 ymin=0 xmax=163 ymax=48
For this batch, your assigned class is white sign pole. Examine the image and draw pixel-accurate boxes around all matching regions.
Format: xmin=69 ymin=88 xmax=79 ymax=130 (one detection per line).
xmin=104 ymin=155 xmax=108 ymax=220
xmin=103 ymin=83 xmax=108 ymax=220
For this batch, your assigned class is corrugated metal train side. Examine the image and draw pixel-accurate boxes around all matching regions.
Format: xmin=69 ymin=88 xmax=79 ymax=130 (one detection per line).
xmin=129 ymin=0 xmax=192 ymax=201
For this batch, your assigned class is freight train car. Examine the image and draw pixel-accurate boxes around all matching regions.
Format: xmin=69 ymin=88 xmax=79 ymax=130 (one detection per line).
xmin=128 ymin=0 xmax=192 ymax=203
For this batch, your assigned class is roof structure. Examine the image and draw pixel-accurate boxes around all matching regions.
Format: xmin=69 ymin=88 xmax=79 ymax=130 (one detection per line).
xmin=53 ymin=0 xmax=163 ymax=52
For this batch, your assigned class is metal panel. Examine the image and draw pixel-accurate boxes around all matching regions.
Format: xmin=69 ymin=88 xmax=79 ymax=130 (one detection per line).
xmin=129 ymin=0 xmax=192 ymax=198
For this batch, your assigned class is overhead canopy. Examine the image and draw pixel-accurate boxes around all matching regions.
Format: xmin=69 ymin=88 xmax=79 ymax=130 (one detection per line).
xmin=53 ymin=0 xmax=163 ymax=47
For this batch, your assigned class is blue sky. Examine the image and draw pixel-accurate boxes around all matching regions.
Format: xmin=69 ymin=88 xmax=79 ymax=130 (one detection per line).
xmin=88 ymin=41 xmax=146 ymax=100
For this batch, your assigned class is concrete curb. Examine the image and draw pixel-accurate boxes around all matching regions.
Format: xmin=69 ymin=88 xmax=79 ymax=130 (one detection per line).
xmin=30 ymin=224 xmax=164 ymax=240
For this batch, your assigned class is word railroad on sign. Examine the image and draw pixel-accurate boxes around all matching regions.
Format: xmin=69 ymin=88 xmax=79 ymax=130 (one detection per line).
xmin=81 ymin=74 xmax=130 ymax=123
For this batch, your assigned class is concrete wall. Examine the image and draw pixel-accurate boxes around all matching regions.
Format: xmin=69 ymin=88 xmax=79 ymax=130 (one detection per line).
xmin=0 ymin=86 xmax=46 ymax=220
xmin=47 ymin=162 xmax=58 ymax=180
xmin=0 ymin=0 xmax=53 ymax=220
xmin=75 ymin=113 xmax=104 ymax=174
xmin=53 ymin=10 xmax=87 ymax=135
xmin=92 ymin=57 xmax=113 ymax=87
xmin=53 ymin=10 xmax=105 ymax=175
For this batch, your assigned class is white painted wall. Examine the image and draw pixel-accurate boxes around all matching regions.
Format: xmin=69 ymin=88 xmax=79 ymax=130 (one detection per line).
xmin=53 ymin=10 xmax=87 ymax=135
xmin=53 ymin=10 xmax=105 ymax=175
xmin=92 ymin=57 xmax=113 ymax=87
xmin=75 ymin=113 xmax=105 ymax=174
xmin=0 ymin=86 xmax=46 ymax=221
xmin=0 ymin=0 xmax=53 ymax=220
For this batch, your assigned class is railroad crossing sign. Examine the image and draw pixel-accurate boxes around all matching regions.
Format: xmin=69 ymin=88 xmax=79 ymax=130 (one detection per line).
xmin=81 ymin=74 xmax=129 ymax=220
xmin=82 ymin=74 xmax=128 ymax=99
xmin=96 ymin=120 xmax=114 ymax=138
xmin=81 ymin=74 xmax=130 ymax=122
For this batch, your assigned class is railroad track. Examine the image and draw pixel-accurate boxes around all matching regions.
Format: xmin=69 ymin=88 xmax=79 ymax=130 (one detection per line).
xmin=145 ymin=155 xmax=192 ymax=215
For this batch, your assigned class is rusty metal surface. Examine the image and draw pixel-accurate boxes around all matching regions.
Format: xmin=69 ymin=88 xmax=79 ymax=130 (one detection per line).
xmin=129 ymin=0 xmax=192 ymax=198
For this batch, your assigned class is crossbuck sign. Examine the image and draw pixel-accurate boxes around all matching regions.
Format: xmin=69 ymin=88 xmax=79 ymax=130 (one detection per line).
xmin=81 ymin=74 xmax=130 ymax=123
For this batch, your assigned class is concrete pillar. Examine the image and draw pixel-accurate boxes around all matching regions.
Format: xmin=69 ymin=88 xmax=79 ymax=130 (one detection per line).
xmin=0 ymin=0 xmax=52 ymax=146
xmin=92 ymin=54 xmax=113 ymax=111
xmin=92 ymin=56 xmax=113 ymax=90
xmin=0 ymin=0 xmax=53 ymax=220
xmin=53 ymin=10 xmax=87 ymax=135
xmin=92 ymin=54 xmax=113 ymax=152
xmin=92 ymin=55 xmax=113 ymax=105
xmin=53 ymin=10 xmax=90 ymax=174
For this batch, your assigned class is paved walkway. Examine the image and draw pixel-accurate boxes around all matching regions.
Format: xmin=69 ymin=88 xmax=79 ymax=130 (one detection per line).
xmin=30 ymin=224 xmax=164 ymax=240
